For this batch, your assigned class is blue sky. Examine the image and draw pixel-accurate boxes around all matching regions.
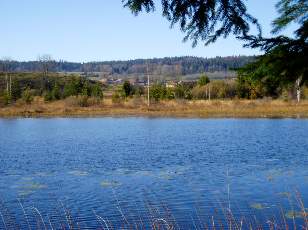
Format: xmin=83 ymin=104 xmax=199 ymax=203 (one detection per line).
xmin=0 ymin=0 xmax=296 ymax=62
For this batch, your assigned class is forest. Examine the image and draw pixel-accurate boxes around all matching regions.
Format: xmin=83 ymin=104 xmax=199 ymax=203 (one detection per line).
xmin=0 ymin=56 xmax=255 ymax=76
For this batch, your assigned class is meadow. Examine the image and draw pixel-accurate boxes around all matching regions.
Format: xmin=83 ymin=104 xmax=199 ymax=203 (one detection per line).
xmin=0 ymin=97 xmax=307 ymax=118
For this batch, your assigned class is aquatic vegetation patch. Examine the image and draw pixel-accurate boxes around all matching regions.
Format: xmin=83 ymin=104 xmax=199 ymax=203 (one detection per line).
xmin=22 ymin=182 xmax=47 ymax=190
xmin=277 ymin=192 xmax=291 ymax=197
xmin=133 ymin=170 xmax=153 ymax=177
xmin=100 ymin=180 xmax=122 ymax=188
xmin=68 ymin=170 xmax=89 ymax=176
xmin=250 ymin=203 xmax=268 ymax=210
xmin=21 ymin=177 xmax=34 ymax=181
xmin=266 ymin=169 xmax=285 ymax=182
xmin=158 ymin=172 xmax=173 ymax=180
xmin=114 ymin=168 xmax=133 ymax=175
xmin=35 ymin=172 xmax=53 ymax=177
xmin=285 ymin=210 xmax=306 ymax=219
xmin=18 ymin=190 xmax=35 ymax=197
xmin=158 ymin=165 xmax=190 ymax=180
xmin=16 ymin=182 xmax=47 ymax=197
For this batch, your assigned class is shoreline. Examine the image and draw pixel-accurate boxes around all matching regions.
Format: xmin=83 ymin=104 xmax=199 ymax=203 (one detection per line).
xmin=1 ymin=98 xmax=308 ymax=118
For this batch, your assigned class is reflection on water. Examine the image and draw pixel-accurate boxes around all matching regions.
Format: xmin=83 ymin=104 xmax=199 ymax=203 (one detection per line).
xmin=0 ymin=118 xmax=307 ymax=228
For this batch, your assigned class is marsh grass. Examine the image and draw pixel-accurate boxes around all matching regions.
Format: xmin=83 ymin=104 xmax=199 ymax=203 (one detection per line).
xmin=0 ymin=97 xmax=307 ymax=118
xmin=0 ymin=191 xmax=307 ymax=230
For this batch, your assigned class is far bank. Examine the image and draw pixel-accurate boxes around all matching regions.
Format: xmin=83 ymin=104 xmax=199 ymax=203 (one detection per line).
xmin=0 ymin=97 xmax=307 ymax=118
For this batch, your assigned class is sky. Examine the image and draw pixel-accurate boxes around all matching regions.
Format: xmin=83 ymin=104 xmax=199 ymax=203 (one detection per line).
xmin=0 ymin=0 xmax=297 ymax=62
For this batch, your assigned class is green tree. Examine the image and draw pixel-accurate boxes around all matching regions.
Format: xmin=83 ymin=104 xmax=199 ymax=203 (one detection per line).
xmin=78 ymin=83 xmax=89 ymax=107
xmin=123 ymin=80 xmax=133 ymax=97
xmin=63 ymin=77 xmax=82 ymax=97
xmin=22 ymin=87 xmax=34 ymax=104
xmin=198 ymin=74 xmax=210 ymax=86
xmin=174 ymin=83 xmax=193 ymax=99
xmin=91 ymin=83 xmax=103 ymax=99
xmin=2 ymin=91 xmax=11 ymax=105
xmin=240 ymin=0 xmax=307 ymax=101
xmin=166 ymin=88 xmax=175 ymax=99
xmin=150 ymin=84 xmax=166 ymax=101
xmin=174 ymin=84 xmax=185 ymax=99
xmin=52 ymin=82 xmax=61 ymax=100
xmin=81 ymin=82 xmax=89 ymax=96
xmin=44 ymin=91 xmax=53 ymax=102
xmin=11 ymin=79 xmax=22 ymax=101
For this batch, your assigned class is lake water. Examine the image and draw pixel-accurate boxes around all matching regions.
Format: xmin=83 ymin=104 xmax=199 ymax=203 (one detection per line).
xmin=0 ymin=118 xmax=307 ymax=229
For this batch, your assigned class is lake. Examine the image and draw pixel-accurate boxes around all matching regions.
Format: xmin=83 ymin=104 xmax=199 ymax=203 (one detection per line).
xmin=0 ymin=118 xmax=307 ymax=229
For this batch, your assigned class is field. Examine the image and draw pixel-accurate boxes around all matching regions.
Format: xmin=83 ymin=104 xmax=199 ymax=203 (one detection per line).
xmin=0 ymin=97 xmax=307 ymax=118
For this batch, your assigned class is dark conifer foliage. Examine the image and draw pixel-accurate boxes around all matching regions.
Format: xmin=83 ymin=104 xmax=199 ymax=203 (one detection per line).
xmin=123 ymin=0 xmax=261 ymax=46
xmin=239 ymin=0 xmax=308 ymax=98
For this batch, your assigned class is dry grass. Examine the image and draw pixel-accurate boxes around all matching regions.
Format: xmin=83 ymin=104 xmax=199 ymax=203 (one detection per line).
xmin=0 ymin=191 xmax=307 ymax=229
xmin=0 ymin=97 xmax=308 ymax=118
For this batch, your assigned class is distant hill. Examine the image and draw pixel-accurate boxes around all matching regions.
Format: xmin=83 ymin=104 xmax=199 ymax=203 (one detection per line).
xmin=1 ymin=56 xmax=255 ymax=79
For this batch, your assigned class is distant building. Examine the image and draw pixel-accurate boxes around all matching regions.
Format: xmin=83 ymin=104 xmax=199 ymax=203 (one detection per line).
xmin=135 ymin=80 xmax=147 ymax=86
xmin=114 ymin=79 xmax=123 ymax=85
xmin=99 ymin=78 xmax=108 ymax=84
xmin=165 ymin=81 xmax=177 ymax=88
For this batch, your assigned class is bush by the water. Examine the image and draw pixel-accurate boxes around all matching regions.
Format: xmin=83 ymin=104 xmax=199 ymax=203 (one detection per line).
xmin=0 ymin=73 xmax=307 ymax=107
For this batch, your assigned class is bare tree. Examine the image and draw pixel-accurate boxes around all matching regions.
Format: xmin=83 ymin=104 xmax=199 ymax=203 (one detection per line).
xmin=37 ymin=54 xmax=55 ymax=94
xmin=0 ymin=57 xmax=13 ymax=95
xmin=37 ymin=54 xmax=55 ymax=76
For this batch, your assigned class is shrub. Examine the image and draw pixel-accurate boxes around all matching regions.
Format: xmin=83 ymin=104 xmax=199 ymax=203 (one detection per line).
xmin=236 ymin=76 xmax=267 ymax=99
xmin=63 ymin=77 xmax=83 ymax=97
xmin=78 ymin=95 xmax=89 ymax=107
xmin=112 ymin=91 xmax=122 ymax=104
xmin=64 ymin=96 xmax=78 ymax=107
xmin=44 ymin=91 xmax=53 ymax=102
xmin=210 ymin=81 xmax=227 ymax=99
xmin=198 ymin=74 xmax=210 ymax=86
xmin=21 ymin=87 xmax=34 ymax=104
xmin=91 ymin=83 xmax=103 ymax=99
xmin=0 ymin=91 xmax=11 ymax=106
xmin=150 ymin=84 xmax=166 ymax=101
xmin=166 ymin=88 xmax=175 ymax=99
xmin=51 ymin=82 xmax=61 ymax=100
xmin=0 ymin=96 xmax=6 ymax=107
xmin=192 ymin=80 xmax=237 ymax=99
xmin=130 ymin=95 xmax=145 ymax=107
xmin=132 ymin=85 xmax=144 ymax=96
xmin=192 ymin=85 xmax=209 ymax=99
xmin=11 ymin=79 xmax=22 ymax=101
xmin=63 ymin=95 xmax=91 ymax=107
xmin=174 ymin=82 xmax=194 ymax=99
xmin=302 ymin=86 xmax=308 ymax=99
xmin=87 ymin=97 xmax=102 ymax=106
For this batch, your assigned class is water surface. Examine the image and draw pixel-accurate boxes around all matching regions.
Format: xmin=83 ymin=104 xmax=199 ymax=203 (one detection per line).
xmin=0 ymin=118 xmax=307 ymax=228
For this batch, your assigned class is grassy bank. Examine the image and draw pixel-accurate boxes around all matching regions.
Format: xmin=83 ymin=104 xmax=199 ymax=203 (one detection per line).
xmin=0 ymin=97 xmax=308 ymax=118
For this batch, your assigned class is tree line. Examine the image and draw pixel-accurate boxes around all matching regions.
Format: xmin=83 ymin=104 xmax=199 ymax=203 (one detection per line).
xmin=0 ymin=56 xmax=255 ymax=76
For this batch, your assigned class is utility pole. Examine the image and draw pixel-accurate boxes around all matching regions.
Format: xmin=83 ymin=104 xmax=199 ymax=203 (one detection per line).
xmin=6 ymin=74 xmax=8 ymax=93
xmin=9 ymin=75 xmax=12 ymax=96
xmin=296 ymin=77 xmax=301 ymax=103
xmin=147 ymin=61 xmax=150 ymax=107
xmin=208 ymin=85 xmax=211 ymax=101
